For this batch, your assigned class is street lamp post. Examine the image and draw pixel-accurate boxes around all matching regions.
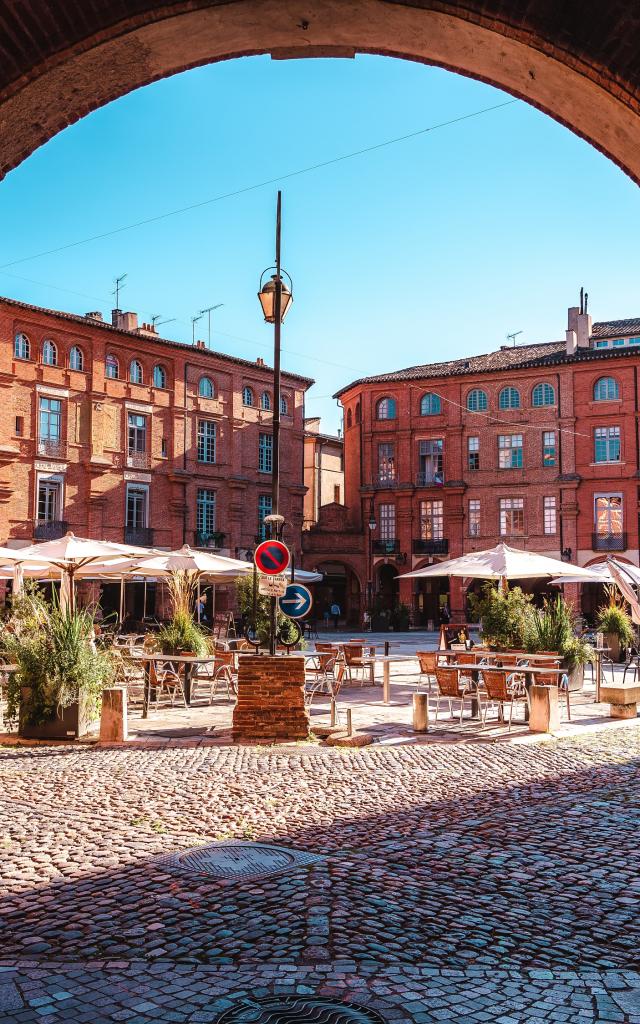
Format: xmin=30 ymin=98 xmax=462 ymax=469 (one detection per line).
xmin=258 ymin=190 xmax=293 ymax=655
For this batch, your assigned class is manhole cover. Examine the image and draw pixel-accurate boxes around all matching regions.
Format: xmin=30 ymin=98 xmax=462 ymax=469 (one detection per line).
xmin=159 ymin=841 xmax=322 ymax=881
xmin=216 ymin=996 xmax=386 ymax=1023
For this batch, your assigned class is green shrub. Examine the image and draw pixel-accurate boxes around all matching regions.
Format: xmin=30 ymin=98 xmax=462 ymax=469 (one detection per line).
xmin=235 ymin=574 xmax=304 ymax=647
xmin=526 ymin=594 xmax=593 ymax=669
xmin=468 ymin=583 xmax=535 ymax=649
xmin=597 ymin=601 xmax=635 ymax=648
xmin=157 ymin=609 xmax=207 ymax=655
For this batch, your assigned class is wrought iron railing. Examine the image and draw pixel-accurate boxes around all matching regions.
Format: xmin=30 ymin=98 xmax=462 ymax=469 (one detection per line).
xmin=412 ymin=538 xmax=449 ymax=555
xmin=592 ymin=532 xmax=627 ymax=551
xmin=34 ymin=519 xmax=68 ymax=540
xmin=37 ymin=438 xmax=67 ymax=459
xmin=372 ymin=539 xmax=400 ymax=555
xmin=416 ymin=471 xmax=444 ymax=486
xmin=194 ymin=531 xmax=226 ymax=549
xmin=125 ymin=527 xmax=154 ymax=546
xmin=126 ymin=450 xmax=151 ymax=470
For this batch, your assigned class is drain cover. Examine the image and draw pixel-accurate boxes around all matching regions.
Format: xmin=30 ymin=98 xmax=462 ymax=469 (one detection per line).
xmin=159 ymin=841 xmax=322 ymax=881
xmin=216 ymin=996 xmax=385 ymax=1023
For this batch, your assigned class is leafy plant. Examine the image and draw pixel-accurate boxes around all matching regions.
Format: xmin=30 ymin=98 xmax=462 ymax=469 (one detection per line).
xmin=3 ymin=586 xmax=114 ymax=725
xmin=157 ymin=609 xmax=207 ymax=656
xmin=390 ymin=602 xmax=411 ymax=631
xmin=468 ymin=583 xmax=535 ymax=649
xmin=597 ymin=587 xmax=635 ymax=647
xmin=526 ymin=594 xmax=594 ymax=670
xmin=235 ymin=574 xmax=304 ymax=648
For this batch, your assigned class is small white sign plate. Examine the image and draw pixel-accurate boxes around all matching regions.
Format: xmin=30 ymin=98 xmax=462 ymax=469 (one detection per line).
xmin=258 ymin=573 xmax=288 ymax=597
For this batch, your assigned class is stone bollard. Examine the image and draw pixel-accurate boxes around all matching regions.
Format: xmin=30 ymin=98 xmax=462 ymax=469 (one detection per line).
xmin=100 ymin=686 xmax=128 ymax=743
xmin=529 ymin=684 xmax=559 ymax=733
xmin=412 ymin=692 xmax=429 ymax=733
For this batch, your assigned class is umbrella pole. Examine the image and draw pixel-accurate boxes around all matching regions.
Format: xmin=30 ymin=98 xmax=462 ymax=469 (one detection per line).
xmin=212 ymin=584 xmax=216 ymax=618
xmin=197 ymin=578 xmax=201 ymax=623
xmin=119 ymin=577 xmax=124 ymax=624
xmin=143 ymin=579 xmax=147 ymax=620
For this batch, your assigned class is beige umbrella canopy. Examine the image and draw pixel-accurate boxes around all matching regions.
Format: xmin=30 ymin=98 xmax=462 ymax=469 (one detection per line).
xmin=130 ymin=545 xmax=254 ymax=581
xmin=401 ymin=542 xmax=598 ymax=584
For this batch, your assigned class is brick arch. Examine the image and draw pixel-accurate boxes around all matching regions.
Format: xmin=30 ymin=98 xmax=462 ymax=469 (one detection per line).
xmin=1 ymin=2 xmax=640 ymax=182
xmin=313 ymin=557 xmax=364 ymax=592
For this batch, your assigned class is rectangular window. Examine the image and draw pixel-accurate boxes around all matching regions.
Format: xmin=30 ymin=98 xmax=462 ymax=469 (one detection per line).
xmin=500 ymin=497 xmax=524 ymax=536
xmin=37 ymin=478 xmax=62 ymax=523
xmin=419 ymin=499 xmax=443 ymax=540
xmin=161 ymin=437 xmax=168 ymax=458
xmin=127 ymin=413 xmax=147 ymax=454
xmin=418 ymin=438 xmax=444 ymax=484
xmin=39 ymin=397 xmax=61 ymax=441
xmin=379 ymin=503 xmax=396 ymax=541
xmin=595 ymin=340 xmax=609 ymax=349
xmin=468 ymin=499 xmax=481 ymax=537
xmin=258 ymin=433 xmax=273 ymax=473
xmin=543 ymin=496 xmax=557 ymax=535
xmin=543 ymin=430 xmax=556 ymax=467
xmin=197 ymin=420 xmax=216 ymax=463
xmin=498 ymin=434 xmax=523 ymax=469
xmin=126 ymin=484 xmax=148 ymax=529
xmin=378 ymin=442 xmax=396 ymax=483
xmin=594 ymin=426 xmax=620 ymax=463
xmin=15 ymin=416 xmax=23 ymax=437
xmin=594 ymin=494 xmax=623 ymax=536
xmin=468 ymin=436 xmax=479 ymax=471
xmin=196 ymin=488 xmax=216 ymax=538
xmin=258 ymin=494 xmax=272 ymax=540
xmin=613 ymin=338 xmax=625 ymax=347
xmin=333 ymin=484 xmax=341 ymax=503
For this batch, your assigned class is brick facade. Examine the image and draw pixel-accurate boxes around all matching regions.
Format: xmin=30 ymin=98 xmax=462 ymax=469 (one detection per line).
xmin=304 ymin=304 xmax=640 ymax=626
xmin=0 ymin=296 xmax=312 ymax=608
xmin=232 ymin=654 xmax=308 ymax=741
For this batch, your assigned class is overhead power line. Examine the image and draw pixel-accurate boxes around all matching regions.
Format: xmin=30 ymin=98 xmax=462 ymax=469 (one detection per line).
xmin=0 ymin=98 xmax=518 ymax=271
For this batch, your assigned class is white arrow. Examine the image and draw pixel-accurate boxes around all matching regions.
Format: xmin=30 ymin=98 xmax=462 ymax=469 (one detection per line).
xmin=282 ymin=592 xmax=306 ymax=611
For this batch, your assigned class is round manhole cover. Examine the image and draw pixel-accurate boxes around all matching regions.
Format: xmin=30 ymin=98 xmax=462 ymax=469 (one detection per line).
xmin=158 ymin=841 xmax=323 ymax=882
xmin=216 ymin=996 xmax=386 ymax=1023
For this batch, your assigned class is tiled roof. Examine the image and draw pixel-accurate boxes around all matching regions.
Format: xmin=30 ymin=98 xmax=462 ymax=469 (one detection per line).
xmin=591 ymin=317 xmax=640 ymax=338
xmin=334 ymin=318 xmax=640 ymax=398
xmin=0 ymin=294 xmax=314 ymax=386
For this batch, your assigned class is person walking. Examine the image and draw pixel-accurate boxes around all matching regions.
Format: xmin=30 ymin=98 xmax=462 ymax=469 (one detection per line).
xmin=330 ymin=601 xmax=341 ymax=630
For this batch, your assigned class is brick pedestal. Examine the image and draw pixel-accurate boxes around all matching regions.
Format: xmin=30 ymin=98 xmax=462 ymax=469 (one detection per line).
xmin=529 ymin=684 xmax=559 ymax=733
xmin=232 ymin=654 xmax=309 ymax=742
xmin=99 ymin=686 xmax=128 ymax=742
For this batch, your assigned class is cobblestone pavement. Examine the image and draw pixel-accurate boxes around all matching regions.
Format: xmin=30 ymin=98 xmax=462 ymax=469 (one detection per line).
xmin=2 ymin=729 xmax=640 ymax=1021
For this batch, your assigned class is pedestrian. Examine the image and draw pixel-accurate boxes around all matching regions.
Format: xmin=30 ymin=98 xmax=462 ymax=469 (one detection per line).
xmin=440 ymin=600 xmax=450 ymax=624
xmin=331 ymin=601 xmax=341 ymax=630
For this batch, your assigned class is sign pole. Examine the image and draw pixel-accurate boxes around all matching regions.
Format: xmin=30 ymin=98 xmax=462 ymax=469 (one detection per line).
xmin=269 ymin=191 xmax=284 ymax=657
xmin=252 ymin=562 xmax=258 ymax=654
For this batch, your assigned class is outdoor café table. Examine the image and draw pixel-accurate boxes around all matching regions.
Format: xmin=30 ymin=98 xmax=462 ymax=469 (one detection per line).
xmin=450 ymin=662 xmax=566 ymax=721
xmin=361 ymin=654 xmax=417 ymax=704
xmin=593 ymin=646 xmax=611 ymax=703
xmin=136 ymin=653 xmax=217 ymax=717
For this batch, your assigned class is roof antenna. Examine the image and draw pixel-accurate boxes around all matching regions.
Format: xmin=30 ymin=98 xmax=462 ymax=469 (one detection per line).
xmin=584 ymin=291 xmax=588 ymax=315
xmin=506 ymin=330 xmax=523 ymax=347
xmin=580 ymin=286 xmax=584 ymax=315
xmin=112 ymin=273 xmax=127 ymax=310
xmin=151 ymin=315 xmax=176 ymax=330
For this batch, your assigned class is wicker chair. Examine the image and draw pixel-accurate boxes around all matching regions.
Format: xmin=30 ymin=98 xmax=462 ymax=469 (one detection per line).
xmin=305 ymin=653 xmax=340 ymax=706
xmin=149 ymin=659 xmax=186 ymax=708
xmin=434 ymin=665 xmax=476 ymax=723
xmin=479 ymin=668 xmax=528 ymax=731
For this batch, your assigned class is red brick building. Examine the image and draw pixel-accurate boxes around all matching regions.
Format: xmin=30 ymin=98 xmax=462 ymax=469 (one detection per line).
xmin=0 ymin=296 xmax=312 ymax=611
xmin=303 ymin=302 xmax=640 ymax=626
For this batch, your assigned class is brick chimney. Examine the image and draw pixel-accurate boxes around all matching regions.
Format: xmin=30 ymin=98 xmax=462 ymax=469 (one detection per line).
xmin=195 ymin=339 xmax=206 ymax=349
xmin=256 ymin=356 xmax=265 ymax=366
xmin=85 ymin=311 xmax=103 ymax=322
xmin=566 ymin=304 xmax=591 ymax=353
xmin=137 ymin=322 xmax=159 ymax=336
xmin=112 ymin=309 xmax=138 ymax=332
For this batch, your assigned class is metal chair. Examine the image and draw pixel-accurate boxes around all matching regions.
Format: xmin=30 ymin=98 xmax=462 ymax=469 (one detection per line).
xmin=433 ymin=665 xmax=476 ymax=724
xmin=416 ymin=651 xmax=439 ymax=695
xmin=479 ymin=668 xmax=528 ymax=731
xmin=150 ymin=659 xmax=187 ymax=708
xmin=305 ymin=653 xmax=340 ymax=706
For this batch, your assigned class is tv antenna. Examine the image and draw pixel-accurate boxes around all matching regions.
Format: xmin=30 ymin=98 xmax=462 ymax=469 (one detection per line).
xmin=199 ymin=303 xmax=224 ymax=348
xmin=191 ymin=313 xmax=204 ymax=345
xmin=112 ymin=273 xmax=128 ymax=309
xmin=151 ymin=315 xmax=176 ymax=330
xmin=506 ymin=329 xmax=523 ymax=347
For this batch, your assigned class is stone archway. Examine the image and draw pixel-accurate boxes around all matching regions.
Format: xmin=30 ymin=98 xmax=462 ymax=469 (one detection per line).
xmin=1 ymin=2 xmax=640 ymax=181
xmin=314 ymin=559 xmax=362 ymax=627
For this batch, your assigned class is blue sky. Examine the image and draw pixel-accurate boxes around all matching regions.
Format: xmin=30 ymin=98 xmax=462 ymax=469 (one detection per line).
xmin=1 ymin=54 xmax=639 ymax=431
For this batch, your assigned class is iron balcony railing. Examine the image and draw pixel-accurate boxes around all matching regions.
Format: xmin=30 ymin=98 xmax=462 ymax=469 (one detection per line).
xmin=372 ymin=539 xmax=400 ymax=555
xmin=416 ymin=471 xmax=444 ymax=486
xmin=194 ymin=531 xmax=226 ymax=549
xmin=125 ymin=527 xmax=154 ymax=546
xmin=34 ymin=519 xmax=68 ymax=541
xmin=37 ymin=438 xmax=67 ymax=459
xmin=412 ymin=538 xmax=449 ymax=555
xmin=592 ymin=532 xmax=627 ymax=551
xmin=126 ymin=450 xmax=151 ymax=470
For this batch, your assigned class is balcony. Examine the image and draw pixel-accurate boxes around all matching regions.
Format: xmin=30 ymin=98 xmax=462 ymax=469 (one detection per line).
xmin=37 ymin=438 xmax=67 ymax=460
xmin=372 ymin=539 xmax=400 ymax=555
xmin=375 ymin=475 xmax=398 ymax=489
xmin=412 ymin=538 xmax=449 ymax=555
xmin=194 ymin=530 xmax=226 ymax=550
xmin=34 ymin=519 xmax=68 ymax=541
xmin=126 ymin=450 xmax=151 ymax=470
xmin=593 ymin=532 xmax=627 ymax=552
xmin=125 ymin=527 xmax=154 ymax=546
xmin=416 ymin=471 xmax=444 ymax=487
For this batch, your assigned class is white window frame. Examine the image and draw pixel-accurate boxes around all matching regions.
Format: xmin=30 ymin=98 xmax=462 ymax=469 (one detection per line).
xmin=543 ymin=496 xmax=557 ymax=535
xmin=35 ymin=472 xmax=64 ymax=524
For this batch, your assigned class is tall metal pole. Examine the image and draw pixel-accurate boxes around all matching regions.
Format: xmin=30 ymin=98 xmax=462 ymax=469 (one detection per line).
xmin=269 ymin=191 xmax=284 ymax=656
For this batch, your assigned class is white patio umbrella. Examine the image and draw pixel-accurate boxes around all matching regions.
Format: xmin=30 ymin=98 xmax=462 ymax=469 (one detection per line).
xmin=400 ymin=542 xmax=598 ymax=586
xmin=552 ymin=557 xmax=640 ymax=587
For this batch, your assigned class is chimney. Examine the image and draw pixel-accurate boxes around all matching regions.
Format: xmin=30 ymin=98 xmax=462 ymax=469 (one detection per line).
xmin=567 ymin=306 xmax=579 ymax=334
xmin=111 ymin=309 xmax=138 ymax=332
xmin=85 ymin=311 xmax=103 ymax=322
xmin=566 ymin=329 xmax=577 ymax=355
xmin=567 ymin=303 xmax=591 ymax=350
xmin=256 ymin=357 xmax=265 ymax=366
xmin=195 ymin=339 xmax=206 ymax=349
xmin=137 ymin=322 xmax=159 ymax=336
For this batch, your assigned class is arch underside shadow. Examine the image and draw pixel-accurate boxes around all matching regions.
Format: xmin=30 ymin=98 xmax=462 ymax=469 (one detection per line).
xmin=0 ymin=0 xmax=639 ymax=181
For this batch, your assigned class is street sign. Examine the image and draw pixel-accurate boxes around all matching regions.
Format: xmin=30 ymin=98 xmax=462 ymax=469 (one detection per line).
xmin=279 ymin=583 xmax=313 ymax=620
xmin=258 ymin=573 xmax=288 ymax=598
xmin=254 ymin=539 xmax=290 ymax=575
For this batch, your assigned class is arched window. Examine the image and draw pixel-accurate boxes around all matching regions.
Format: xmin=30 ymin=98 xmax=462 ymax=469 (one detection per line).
xmin=105 ymin=354 xmax=119 ymax=379
xmin=420 ymin=392 xmax=441 ymax=416
xmin=42 ymin=339 xmax=57 ymax=366
xmin=346 ymin=408 xmax=353 ymax=428
xmin=280 ymin=396 xmax=288 ymax=415
xmin=243 ymin=386 xmax=254 ymax=407
xmin=69 ymin=346 xmax=84 ymax=371
xmin=14 ymin=333 xmax=30 ymax=360
xmin=260 ymin=391 xmax=271 ymax=410
xmin=498 ymin=387 xmax=520 ymax=410
xmin=129 ymin=360 xmax=143 ymax=384
xmin=355 ymin=402 xmax=361 ymax=424
xmin=532 ymin=382 xmax=555 ymax=407
xmin=153 ymin=365 xmax=167 ymax=389
xmin=467 ymin=389 xmax=488 ymax=412
xmin=594 ymin=376 xmax=620 ymax=401
xmin=376 ymin=397 xmax=397 ymax=420
xmin=198 ymin=376 xmax=214 ymax=398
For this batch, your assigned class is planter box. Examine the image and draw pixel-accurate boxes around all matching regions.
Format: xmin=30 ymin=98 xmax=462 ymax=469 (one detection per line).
xmin=605 ymin=632 xmax=621 ymax=663
xmin=566 ymin=662 xmax=584 ymax=692
xmin=19 ymin=689 xmax=98 ymax=740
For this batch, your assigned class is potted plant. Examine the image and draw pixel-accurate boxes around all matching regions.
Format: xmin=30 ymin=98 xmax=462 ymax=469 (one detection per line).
xmin=3 ymin=584 xmax=114 ymax=739
xmin=390 ymin=602 xmax=411 ymax=632
xmin=526 ymin=594 xmax=594 ymax=690
xmin=157 ymin=572 xmax=207 ymax=655
xmin=468 ymin=583 xmax=535 ymax=650
xmin=596 ymin=587 xmax=634 ymax=663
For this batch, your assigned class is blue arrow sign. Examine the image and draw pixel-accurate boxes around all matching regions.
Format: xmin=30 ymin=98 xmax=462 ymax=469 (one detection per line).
xmin=279 ymin=583 xmax=313 ymax=620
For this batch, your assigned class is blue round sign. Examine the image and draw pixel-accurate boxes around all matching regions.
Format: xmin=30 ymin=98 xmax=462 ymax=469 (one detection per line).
xmin=278 ymin=583 xmax=313 ymax=620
